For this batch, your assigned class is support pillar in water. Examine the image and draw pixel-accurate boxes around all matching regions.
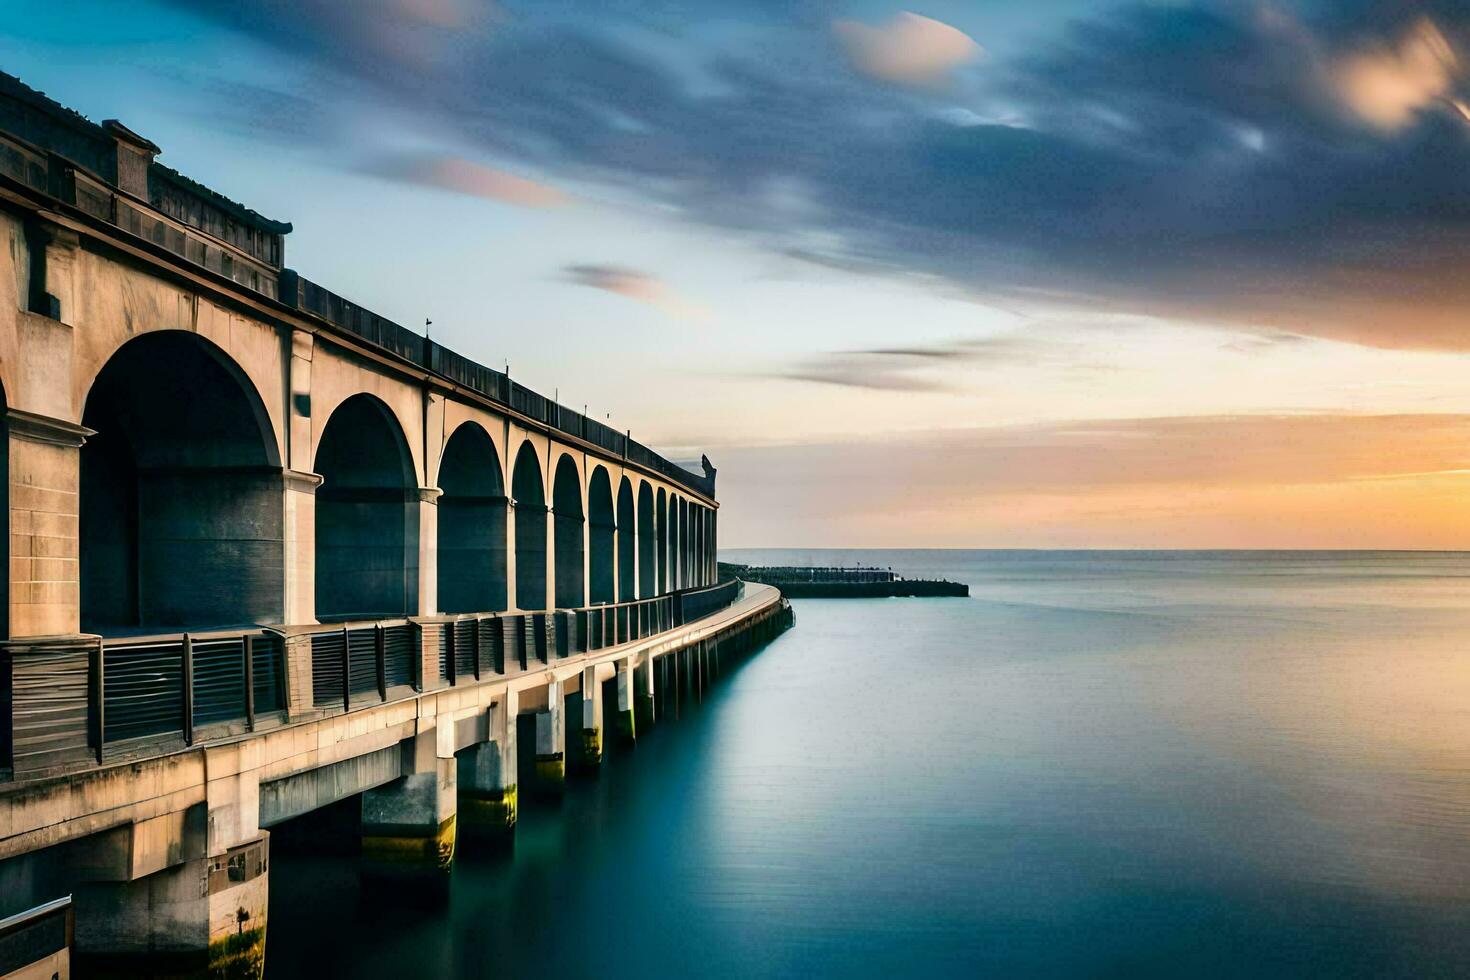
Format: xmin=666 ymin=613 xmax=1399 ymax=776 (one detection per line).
xmin=361 ymin=724 xmax=456 ymax=882
xmin=459 ymin=690 xmax=518 ymax=839
xmin=634 ymin=654 xmax=656 ymax=731
xmin=533 ymin=676 xmax=566 ymax=794
xmin=578 ymin=665 xmax=604 ymax=770
xmin=612 ymin=657 xmax=637 ymax=746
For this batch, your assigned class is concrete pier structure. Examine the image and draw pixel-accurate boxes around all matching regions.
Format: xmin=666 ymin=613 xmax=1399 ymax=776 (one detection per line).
xmin=458 ymin=692 xmax=517 ymax=837
xmin=577 ymin=665 xmax=605 ymax=770
xmin=360 ymin=727 xmax=457 ymax=880
xmin=532 ymin=678 xmax=567 ymax=794
xmin=0 ymin=73 xmax=800 ymax=978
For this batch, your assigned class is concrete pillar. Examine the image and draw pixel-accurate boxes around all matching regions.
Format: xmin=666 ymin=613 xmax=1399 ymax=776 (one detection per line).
xmin=283 ymin=329 xmax=317 ymax=626
xmin=6 ymin=410 xmax=89 ymax=638
xmin=542 ymin=504 xmax=556 ymax=611
xmin=361 ymin=722 xmax=456 ymax=880
xmin=459 ymin=690 xmax=517 ymax=838
xmin=417 ymin=487 xmax=441 ymax=616
xmin=532 ymin=676 xmax=565 ymax=793
xmin=280 ymin=470 xmax=320 ymax=626
xmin=613 ymin=658 xmax=636 ymax=746
xmin=504 ymin=499 xmax=518 ymax=612
xmin=577 ymin=665 xmax=603 ymax=769
xmin=634 ymin=654 xmax=656 ymax=731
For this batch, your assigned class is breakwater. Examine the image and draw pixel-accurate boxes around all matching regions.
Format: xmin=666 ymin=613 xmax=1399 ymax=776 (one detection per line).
xmin=720 ymin=563 xmax=968 ymax=598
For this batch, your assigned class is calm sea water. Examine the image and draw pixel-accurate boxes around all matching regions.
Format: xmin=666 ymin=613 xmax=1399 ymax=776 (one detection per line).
xmin=268 ymin=550 xmax=1470 ymax=978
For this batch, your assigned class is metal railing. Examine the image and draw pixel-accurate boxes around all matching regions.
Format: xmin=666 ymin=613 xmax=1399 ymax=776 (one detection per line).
xmin=0 ymin=580 xmax=744 ymax=781
xmin=98 ymin=628 xmax=286 ymax=750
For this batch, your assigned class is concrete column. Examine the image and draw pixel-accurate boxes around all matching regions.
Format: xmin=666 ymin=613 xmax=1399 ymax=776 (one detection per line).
xmin=504 ymin=499 xmax=518 ymax=611
xmin=532 ymin=676 xmax=565 ymax=793
xmin=459 ymin=689 xmax=518 ymax=838
xmin=361 ymin=722 xmax=456 ymax=881
xmin=577 ymin=664 xmax=603 ymax=770
xmin=416 ymin=487 xmax=440 ymax=616
xmin=542 ymin=504 xmax=556 ymax=611
xmin=6 ymin=410 xmax=89 ymax=638
xmin=634 ymin=654 xmax=656 ymax=731
xmin=612 ymin=657 xmax=636 ymax=746
xmin=283 ymin=329 xmax=316 ymax=626
xmin=280 ymin=470 xmax=320 ymax=626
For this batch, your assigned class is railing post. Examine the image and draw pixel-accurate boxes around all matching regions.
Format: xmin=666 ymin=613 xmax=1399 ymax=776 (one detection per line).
xmin=340 ymin=626 xmax=351 ymax=713
xmin=244 ymin=635 xmax=256 ymax=732
xmin=91 ymin=639 xmax=105 ymax=763
xmin=473 ymin=619 xmax=482 ymax=679
xmin=375 ymin=625 xmax=387 ymax=702
xmin=446 ymin=622 xmax=457 ymax=686
xmin=182 ymin=633 xmax=195 ymax=746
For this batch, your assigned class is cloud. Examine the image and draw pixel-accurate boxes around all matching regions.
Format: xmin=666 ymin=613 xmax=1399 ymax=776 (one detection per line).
xmin=772 ymin=331 xmax=1097 ymax=391
xmin=562 ymin=263 xmax=708 ymax=321
xmin=832 ymin=12 xmax=981 ymax=86
xmin=372 ymin=154 xmax=568 ymax=207
xmin=163 ymin=1 xmax=1470 ymax=351
xmin=1332 ymin=17 xmax=1462 ymax=130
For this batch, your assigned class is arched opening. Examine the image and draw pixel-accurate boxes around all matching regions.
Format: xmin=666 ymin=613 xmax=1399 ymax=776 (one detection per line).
xmin=314 ymin=394 xmax=417 ymax=621
xmin=437 ymin=422 xmax=506 ymax=614
xmin=616 ymin=477 xmax=636 ymax=601
xmin=588 ymin=466 xmax=615 ymax=605
xmin=552 ymin=455 xmax=585 ymax=609
xmin=636 ymin=482 xmax=654 ymax=600
xmin=80 ymin=332 xmax=283 ymax=632
xmin=656 ymin=489 xmax=668 ymax=594
xmin=512 ymin=443 xmax=547 ymax=611
xmin=679 ymin=497 xmax=690 ymax=589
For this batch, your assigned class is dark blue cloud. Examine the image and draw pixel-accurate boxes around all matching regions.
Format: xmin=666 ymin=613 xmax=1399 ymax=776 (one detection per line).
xmin=161 ymin=0 xmax=1470 ymax=348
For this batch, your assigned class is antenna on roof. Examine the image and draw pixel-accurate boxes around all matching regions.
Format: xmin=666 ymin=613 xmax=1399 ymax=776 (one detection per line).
xmin=424 ymin=318 xmax=432 ymax=341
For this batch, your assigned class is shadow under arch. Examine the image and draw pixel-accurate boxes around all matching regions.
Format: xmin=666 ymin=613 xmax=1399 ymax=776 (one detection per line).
xmin=511 ymin=442 xmax=547 ymax=611
xmin=314 ymin=393 xmax=418 ymax=621
xmin=80 ymin=331 xmax=283 ymax=631
xmin=656 ymin=489 xmax=668 ymax=594
xmin=552 ymin=455 xmax=585 ymax=609
xmin=438 ymin=421 xmax=507 ymax=613
xmin=588 ymin=466 xmax=615 ymax=605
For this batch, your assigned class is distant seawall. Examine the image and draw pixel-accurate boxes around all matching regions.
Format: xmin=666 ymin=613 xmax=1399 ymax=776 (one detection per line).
xmin=768 ymin=579 xmax=969 ymax=598
xmin=720 ymin=563 xmax=969 ymax=598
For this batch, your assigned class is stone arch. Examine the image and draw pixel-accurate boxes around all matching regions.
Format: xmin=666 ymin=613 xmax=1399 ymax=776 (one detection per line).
xmin=437 ymin=421 xmax=507 ymax=614
xmin=314 ymin=393 xmax=418 ymax=621
xmin=588 ymin=466 xmax=615 ymax=605
xmin=511 ymin=441 xmax=547 ymax=611
xmin=618 ymin=477 xmax=636 ymax=601
xmin=637 ymin=482 xmax=655 ymax=599
xmin=552 ymin=454 xmax=586 ymax=609
xmin=656 ymin=488 xmax=668 ymax=594
xmin=80 ymin=331 xmax=283 ymax=631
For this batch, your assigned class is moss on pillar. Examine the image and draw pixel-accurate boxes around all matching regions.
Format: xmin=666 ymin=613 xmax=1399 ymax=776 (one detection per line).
xmin=361 ymin=814 xmax=456 ymax=877
xmin=460 ymin=785 xmax=517 ymax=837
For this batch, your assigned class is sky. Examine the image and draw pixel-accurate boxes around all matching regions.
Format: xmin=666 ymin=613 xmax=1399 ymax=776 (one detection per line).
xmin=6 ymin=0 xmax=1470 ymax=548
